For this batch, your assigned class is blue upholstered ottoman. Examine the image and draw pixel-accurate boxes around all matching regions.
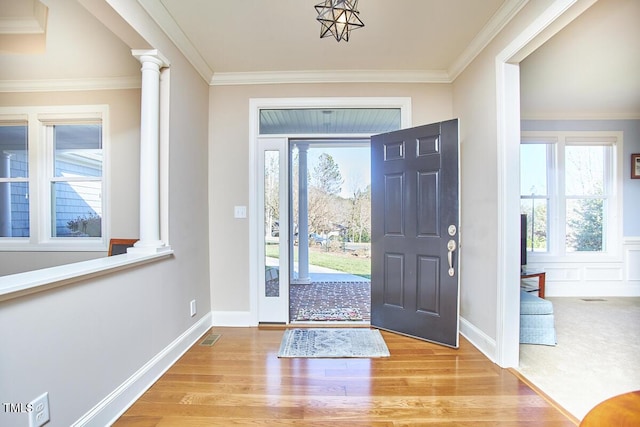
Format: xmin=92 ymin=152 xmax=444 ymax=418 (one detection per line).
xmin=520 ymin=290 xmax=557 ymax=346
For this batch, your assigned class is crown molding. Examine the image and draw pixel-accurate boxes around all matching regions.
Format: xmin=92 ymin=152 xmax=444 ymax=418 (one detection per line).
xmin=0 ymin=77 xmax=141 ymax=93
xmin=137 ymin=0 xmax=213 ymax=83
xmin=448 ymin=0 xmax=529 ymax=80
xmin=0 ymin=0 xmax=48 ymax=35
xmin=210 ymin=69 xmax=451 ymax=86
xmin=138 ymin=0 xmax=526 ymax=86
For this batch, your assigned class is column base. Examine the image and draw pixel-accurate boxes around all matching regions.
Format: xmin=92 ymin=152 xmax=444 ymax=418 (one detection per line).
xmin=128 ymin=241 xmax=172 ymax=254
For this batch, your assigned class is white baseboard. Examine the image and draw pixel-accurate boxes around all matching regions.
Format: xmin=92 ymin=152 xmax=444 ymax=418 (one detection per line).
xmin=460 ymin=316 xmax=497 ymax=364
xmin=72 ymin=313 xmax=213 ymax=427
xmin=212 ymin=310 xmax=254 ymax=326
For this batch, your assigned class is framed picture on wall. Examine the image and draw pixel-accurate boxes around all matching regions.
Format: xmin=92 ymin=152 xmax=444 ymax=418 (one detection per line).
xmin=633 ymin=154 xmax=640 ymax=179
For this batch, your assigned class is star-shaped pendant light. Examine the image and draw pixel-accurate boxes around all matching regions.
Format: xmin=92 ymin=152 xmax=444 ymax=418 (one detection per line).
xmin=315 ymin=0 xmax=364 ymax=42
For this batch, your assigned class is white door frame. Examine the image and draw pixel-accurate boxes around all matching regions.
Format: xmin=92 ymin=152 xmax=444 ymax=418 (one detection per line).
xmin=256 ymin=137 xmax=290 ymax=323
xmin=248 ymin=97 xmax=412 ymax=325
xmin=495 ymin=0 xmax=597 ymax=367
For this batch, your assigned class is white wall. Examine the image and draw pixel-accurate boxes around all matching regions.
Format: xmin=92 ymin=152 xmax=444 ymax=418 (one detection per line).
xmin=0 ymin=1 xmax=211 ymax=426
xmin=519 ymin=0 xmax=640 ymax=120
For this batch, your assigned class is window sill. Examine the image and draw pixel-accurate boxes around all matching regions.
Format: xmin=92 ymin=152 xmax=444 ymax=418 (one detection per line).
xmin=0 ymin=239 xmax=108 ymax=252
xmin=0 ymin=250 xmax=173 ymax=302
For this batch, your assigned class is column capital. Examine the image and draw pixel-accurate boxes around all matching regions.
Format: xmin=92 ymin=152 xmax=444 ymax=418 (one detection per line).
xmin=295 ymin=141 xmax=310 ymax=151
xmin=131 ymin=49 xmax=170 ymax=68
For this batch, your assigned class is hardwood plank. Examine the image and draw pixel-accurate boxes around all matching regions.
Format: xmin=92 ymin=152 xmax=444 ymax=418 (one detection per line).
xmin=114 ymin=327 xmax=576 ymax=426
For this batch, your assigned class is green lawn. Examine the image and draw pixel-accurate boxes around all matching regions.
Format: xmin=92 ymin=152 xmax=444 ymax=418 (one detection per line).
xmin=265 ymin=244 xmax=371 ymax=279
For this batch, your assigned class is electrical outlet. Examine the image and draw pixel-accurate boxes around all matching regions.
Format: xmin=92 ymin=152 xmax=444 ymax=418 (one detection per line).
xmin=190 ymin=300 xmax=197 ymax=317
xmin=28 ymin=392 xmax=49 ymax=427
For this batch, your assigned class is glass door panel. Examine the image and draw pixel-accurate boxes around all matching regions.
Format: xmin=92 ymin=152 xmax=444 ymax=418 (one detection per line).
xmin=264 ymin=150 xmax=280 ymax=297
xmin=258 ymin=138 xmax=289 ymax=323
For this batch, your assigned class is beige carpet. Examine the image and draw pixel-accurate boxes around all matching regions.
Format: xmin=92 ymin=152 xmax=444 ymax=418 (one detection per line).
xmin=517 ymin=297 xmax=640 ymax=421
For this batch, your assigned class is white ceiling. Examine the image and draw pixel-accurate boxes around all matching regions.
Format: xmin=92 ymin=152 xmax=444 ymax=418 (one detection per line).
xmin=140 ymin=0 xmax=512 ymax=82
xmin=0 ymin=0 xmax=638 ymax=118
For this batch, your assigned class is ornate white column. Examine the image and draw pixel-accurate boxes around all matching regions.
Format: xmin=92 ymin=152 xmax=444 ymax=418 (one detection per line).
xmin=295 ymin=142 xmax=311 ymax=284
xmin=130 ymin=49 xmax=170 ymax=253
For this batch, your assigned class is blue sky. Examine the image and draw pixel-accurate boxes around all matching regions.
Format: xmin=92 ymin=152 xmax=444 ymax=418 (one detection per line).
xmin=307 ymin=146 xmax=370 ymax=198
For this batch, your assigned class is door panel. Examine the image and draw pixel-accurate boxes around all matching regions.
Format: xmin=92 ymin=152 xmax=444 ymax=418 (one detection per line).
xmin=384 ymin=174 xmax=404 ymax=235
xmin=384 ymin=253 xmax=404 ymax=307
xmin=371 ymin=119 xmax=459 ymax=348
xmin=417 ymin=256 xmax=439 ymax=314
xmin=417 ymin=171 xmax=439 ymax=236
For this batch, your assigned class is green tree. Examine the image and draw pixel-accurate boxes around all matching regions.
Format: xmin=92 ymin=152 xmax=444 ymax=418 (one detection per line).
xmin=312 ymin=153 xmax=342 ymax=195
xmin=567 ymin=198 xmax=603 ymax=251
xmin=521 ymin=200 xmax=548 ymax=251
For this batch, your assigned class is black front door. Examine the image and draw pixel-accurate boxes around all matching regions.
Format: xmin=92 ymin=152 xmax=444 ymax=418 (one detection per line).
xmin=370 ymin=120 xmax=460 ymax=347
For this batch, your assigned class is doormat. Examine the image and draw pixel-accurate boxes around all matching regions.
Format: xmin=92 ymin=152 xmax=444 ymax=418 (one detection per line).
xmin=295 ymin=307 xmax=363 ymax=321
xmin=278 ymin=328 xmax=390 ymax=358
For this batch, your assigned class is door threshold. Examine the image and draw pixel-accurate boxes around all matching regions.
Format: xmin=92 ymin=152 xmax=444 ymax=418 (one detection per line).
xmin=288 ymin=321 xmax=371 ymax=328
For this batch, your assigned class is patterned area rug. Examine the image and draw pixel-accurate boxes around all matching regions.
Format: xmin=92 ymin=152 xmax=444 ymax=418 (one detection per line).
xmin=295 ymin=307 xmax=363 ymax=321
xmin=277 ymin=328 xmax=390 ymax=358
xmin=289 ymin=281 xmax=371 ymax=322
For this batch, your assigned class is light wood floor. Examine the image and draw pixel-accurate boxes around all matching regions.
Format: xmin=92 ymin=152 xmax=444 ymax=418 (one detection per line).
xmin=114 ymin=327 xmax=575 ymax=426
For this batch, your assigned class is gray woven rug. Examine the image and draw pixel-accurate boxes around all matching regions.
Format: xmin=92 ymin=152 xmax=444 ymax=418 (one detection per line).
xmin=277 ymin=328 xmax=390 ymax=358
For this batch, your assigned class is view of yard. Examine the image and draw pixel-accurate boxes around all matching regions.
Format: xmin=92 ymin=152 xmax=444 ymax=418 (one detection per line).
xmin=265 ymin=143 xmax=372 ymax=280
xmin=266 ymin=243 xmax=371 ymax=279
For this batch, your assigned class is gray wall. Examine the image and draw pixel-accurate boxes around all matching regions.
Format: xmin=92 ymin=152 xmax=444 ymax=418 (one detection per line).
xmin=0 ymin=89 xmax=141 ymax=276
xmin=0 ymin=2 xmax=211 ymax=426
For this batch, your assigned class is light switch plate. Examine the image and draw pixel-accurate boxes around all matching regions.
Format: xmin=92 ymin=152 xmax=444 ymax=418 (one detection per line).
xmin=234 ymin=206 xmax=247 ymax=218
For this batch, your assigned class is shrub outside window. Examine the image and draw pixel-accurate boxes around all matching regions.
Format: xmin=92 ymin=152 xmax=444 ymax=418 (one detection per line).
xmin=50 ymin=124 xmax=103 ymax=238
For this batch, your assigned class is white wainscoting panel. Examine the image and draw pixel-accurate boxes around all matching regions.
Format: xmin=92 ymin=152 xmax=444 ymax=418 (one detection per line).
xmin=626 ymin=240 xmax=640 ymax=281
xmin=526 ymin=238 xmax=640 ymax=297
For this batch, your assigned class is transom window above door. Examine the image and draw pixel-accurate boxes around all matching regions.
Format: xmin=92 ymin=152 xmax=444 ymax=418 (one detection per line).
xmin=259 ymin=108 xmax=401 ymax=135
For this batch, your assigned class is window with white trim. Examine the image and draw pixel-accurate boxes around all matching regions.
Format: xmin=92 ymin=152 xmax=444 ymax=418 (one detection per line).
xmin=520 ymin=132 xmax=620 ymax=259
xmin=0 ymin=106 xmax=108 ymax=250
